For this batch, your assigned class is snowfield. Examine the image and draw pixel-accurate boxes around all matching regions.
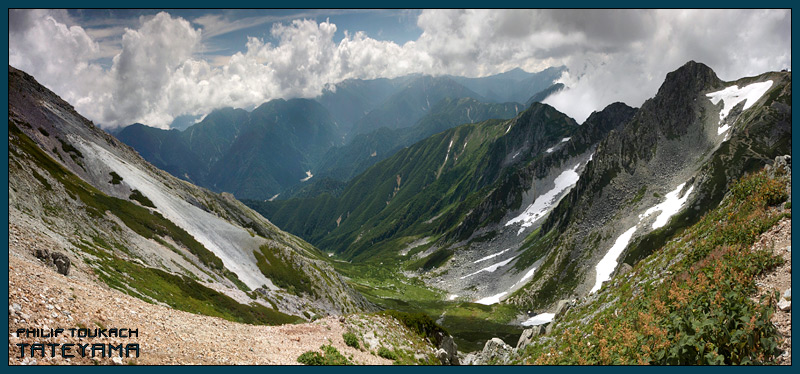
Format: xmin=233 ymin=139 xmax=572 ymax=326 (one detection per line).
xmin=591 ymin=226 xmax=637 ymax=293
xmin=475 ymin=291 xmax=508 ymax=305
xmin=460 ymin=256 xmax=516 ymax=280
xmin=75 ymin=138 xmax=274 ymax=290
xmin=505 ymin=163 xmax=581 ymax=235
xmin=521 ymin=312 xmax=555 ymax=326
xmin=473 ymin=247 xmax=512 ymax=264
xmin=706 ymin=80 xmax=773 ymax=136
xmin=639 ymin=183 xmax=695 ymax=229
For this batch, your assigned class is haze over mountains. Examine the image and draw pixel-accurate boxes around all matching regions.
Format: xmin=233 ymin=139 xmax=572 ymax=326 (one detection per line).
xmin=115 ymin=67 xmax=565 ymax=200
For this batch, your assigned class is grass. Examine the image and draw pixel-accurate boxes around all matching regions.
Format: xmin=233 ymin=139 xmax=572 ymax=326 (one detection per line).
xmin=253 ymin=244 xmax=315 ymax=297
xmin=343 ymin=332 xmax=360 ymax=349
xmin=518 ymin=167 xmax=789 ymax=365
xmin=129 ymin=189 xmax=155 ymax=208
xmin=11 ymin=121 xmax=300 ymax=326
xmin=297 ymin=345 xmax=353 ymax=365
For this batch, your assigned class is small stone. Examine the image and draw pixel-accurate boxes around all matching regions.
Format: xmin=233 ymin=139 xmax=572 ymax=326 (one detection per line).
xmin=112 ymin=357 xmax=123 ymax=365
xmin=783 ymin=288 xmax=791 ymax=299
xmin=777 ymin=298 xmax=791 ymax=312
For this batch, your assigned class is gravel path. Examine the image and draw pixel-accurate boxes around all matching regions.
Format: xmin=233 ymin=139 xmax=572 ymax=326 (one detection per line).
xmin=8 ymin=244 xmax=393 ymax=365
xmin=751 ymin=217 xmax=791 ymax=365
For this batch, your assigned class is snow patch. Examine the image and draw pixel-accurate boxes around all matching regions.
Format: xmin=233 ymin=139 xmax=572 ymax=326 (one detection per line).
xmin=561 ymin=137 xmax=571 ymax=143
xmin=639 ymin=183 xmax=695 ymax=229
xmin=513 ymin=266 xmax=538 ymax=288
xmin=447 ymin=294 xmax=459 ymax=301
xmin=521 ymin=313 xmax=555 ymax=327
xmin=267 ymin=193 xmax=280 ymax=202
xmin=475 ymin=292 xmax=508 ymax=305
xmin=300 ymin=170 xmax=313 ymax=182
xmin=706 ymin=81 xmax=773 ymax=137
xmin=473 ymin=247 xmax=512 ymax=264
xmin=505 ymin=163 xmax=581 ymax=235
xmin=460 ymin=257 xmax=515 ymax=280
xmin=76 ymin=139 xmax=273 ymax=290
xmin=591 ymin=226 xmax=637 ymax=293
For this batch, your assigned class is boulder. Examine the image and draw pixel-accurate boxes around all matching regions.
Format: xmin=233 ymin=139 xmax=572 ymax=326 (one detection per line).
xmin=436 ymin=349 xmax=449 ymax=365
xmin=517 ymin=324 xmax=547 ymax=349
xmin=554 ymin=299 xmax=575 ymax=320
xmin=50 ymin=252 xmax=70 ymax=276
xmin=778 ymin=298 xmax=791 ymax=312
xmin=439 ymin=334 xmax=459 ymax=365
xmin=480 ymin=338 xmax=512 ymax=364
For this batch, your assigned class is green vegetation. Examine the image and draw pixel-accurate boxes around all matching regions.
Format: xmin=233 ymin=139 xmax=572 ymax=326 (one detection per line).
xmin=129 ymin=189 xmax=155 ymax=208
xmin=297 ymin=345 xmax=353 ymax=365
xmin=253 ymin=245 xmax=315 ymax=296
xmin=343 ymin=332 xmax=360 ymax=349
xmin=74 ymin=239 xmax=299 ymax=326
xmin=109 ymin=171 xmax=123 ymax=185
xmin=381 ymin=310 xmax=448 ymax=346
xmin=377 ymin=346 xmax=397 ymax=360
xmin=519 ymin=168 xmax=789 ymax=365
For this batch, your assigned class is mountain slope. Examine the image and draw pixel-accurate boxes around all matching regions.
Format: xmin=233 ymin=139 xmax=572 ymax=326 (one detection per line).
xmin=116 ymin=99 xmax=339 ymax=200
xmin=448 ymin=66 xmax=567 ymax=104
xmin=348 ymin=76 xmax=485 ymax=139
xmin=310 ymin=97 xmax=525 ymax=184
xmin=8 ymin=66 xmax=373 ymax=324
xmin=506 ymin=61 xmax=791 ymax=311
xmin=251 ymin=102 xmax=583 ymax=261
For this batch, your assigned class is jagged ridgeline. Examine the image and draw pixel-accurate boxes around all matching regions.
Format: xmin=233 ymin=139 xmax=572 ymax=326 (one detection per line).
xmin=8 ymin=66 xmax=375 ymax=325
xmin=247 ymin=61 xmax=789 ymax=347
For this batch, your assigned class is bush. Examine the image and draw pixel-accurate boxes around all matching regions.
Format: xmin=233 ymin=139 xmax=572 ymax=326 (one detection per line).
xmin=377 ymin=346 xmax=397 ymax=360
xmin=381 ymin=310 xmax=448 ymax=346
xmin=109 ymin=171 xmax=123 ymax=185
xmin=343 ymin=332 xmax=360 ymax=349
xmin=297 ymin=345 xmax=352 ymax=365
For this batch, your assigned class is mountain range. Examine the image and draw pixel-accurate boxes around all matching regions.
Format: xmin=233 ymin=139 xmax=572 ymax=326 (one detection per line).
xmin=115 ymin=67 xmax=566 ymax=200
xmin=8 ymin=60 xmax=792 ymax=363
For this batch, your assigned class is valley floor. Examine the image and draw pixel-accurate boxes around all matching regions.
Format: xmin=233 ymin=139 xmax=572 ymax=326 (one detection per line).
xmin=7 ymin=230 xmax=394 ymax=365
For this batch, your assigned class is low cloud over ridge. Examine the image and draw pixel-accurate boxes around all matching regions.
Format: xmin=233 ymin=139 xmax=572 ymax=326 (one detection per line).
xmin=8 ymin=9 xmax=790 ymax=128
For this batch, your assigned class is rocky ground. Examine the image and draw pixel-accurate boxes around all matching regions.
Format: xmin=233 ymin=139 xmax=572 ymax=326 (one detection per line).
xmin=8 ymin=231 xmax=399 ymax=365
xmin=751 ymin=217 xmax=791 ymax=365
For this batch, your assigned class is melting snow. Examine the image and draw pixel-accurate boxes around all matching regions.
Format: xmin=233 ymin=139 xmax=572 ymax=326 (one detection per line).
xmin=474 ymin=247 xmax=512 ymax=264
xmin=475 ymin=291 xmax=508 ymax=305
xmin=592 ymin=226 xmax=637 ymax=293
xmin=300 ymin=170 xmax=313 ymax=182
xmin=460 ymin=256 xmax=515 ymax=280
xmin=76 ymin=139 xmax=272 ymax=290
xmin=521 ymin=313 xmax=555 ymax=326
xmin=505 ymin=163 xmax=581 ymax=235
xmin=706 ymin=80 xmax=773 ymax=136
xmin=513 ymin=266 xmax=538 ymax=288
xmin=639 ymin=183 xmax=695 ymax=229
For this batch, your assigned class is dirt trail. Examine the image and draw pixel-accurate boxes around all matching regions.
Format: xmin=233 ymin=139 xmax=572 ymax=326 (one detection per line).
xmin=751 ymin=217 xmax=791 ymax=365
xmin=8 ymin=245 xmax=392 ymax=365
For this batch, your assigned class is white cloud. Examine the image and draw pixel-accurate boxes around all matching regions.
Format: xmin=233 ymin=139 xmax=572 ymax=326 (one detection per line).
xmin=8 ymin=9 xmax=791 ymax=128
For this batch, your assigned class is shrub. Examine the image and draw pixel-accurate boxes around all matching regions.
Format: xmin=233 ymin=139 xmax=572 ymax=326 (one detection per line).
xmin=109 ymin=171 xmax=123 ymax=185
xmin=377 ymin=346 xmax=397 ymax=360
xmin=343 ymin=332 xmax=360 ymax=349
xmin=297 ymin=345 xmax=352 ymax=365
xmin=381 ymin=310 xmax=448 ymax=346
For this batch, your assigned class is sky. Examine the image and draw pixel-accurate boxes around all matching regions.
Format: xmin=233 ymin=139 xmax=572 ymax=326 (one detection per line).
xmin=8 ymin=9 xmax=791 ymax=129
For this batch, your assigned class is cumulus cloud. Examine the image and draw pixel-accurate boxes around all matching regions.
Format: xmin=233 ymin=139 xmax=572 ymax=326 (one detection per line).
xmin=8 ymin=9 xmax=791 ymax=128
